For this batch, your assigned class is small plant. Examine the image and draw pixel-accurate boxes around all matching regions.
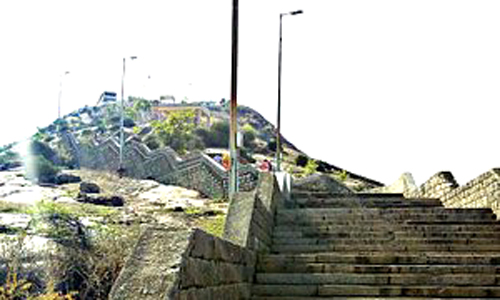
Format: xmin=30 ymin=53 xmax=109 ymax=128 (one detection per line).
xmin=196 ymin=215 xmax=225 ymax=237
xmin=338 ymin=169 xmax=349 ymax=181
xmin=0 ymin=270 xmax=32 ymax=300
xmin=304 ymin=159 xmax=318 ymax=176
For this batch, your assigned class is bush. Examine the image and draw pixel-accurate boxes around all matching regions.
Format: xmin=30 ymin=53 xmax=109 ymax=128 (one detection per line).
xmin=143 ymin=134 xmax=161 ymax=150
xmin=26 ymin=155 xmax=60 ymax=183
xmin=30 ymin=140 xmax=58 ymax=163
xmin=295 ymin=154 xmax=309 ymax=167
xmin=194 ymin=121 xmax=229 ymax=148
xmin=267 ymin=139 xmax=278 ymax=152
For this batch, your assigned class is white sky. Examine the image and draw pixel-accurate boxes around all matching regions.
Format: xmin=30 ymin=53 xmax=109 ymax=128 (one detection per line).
xmin=1 ymin=0 xmax=500 ymax=186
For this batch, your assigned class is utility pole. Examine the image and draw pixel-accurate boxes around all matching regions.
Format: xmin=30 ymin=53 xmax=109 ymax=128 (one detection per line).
xmin=229 ymin=0 xmax=239 ymax=197
xmin=119 ymin=56 xmax=137 ymax=176
xmin=58 ymin=71 xmax=70 ymax=119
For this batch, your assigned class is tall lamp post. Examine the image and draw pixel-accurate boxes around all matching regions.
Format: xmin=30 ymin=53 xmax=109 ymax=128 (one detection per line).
xmin=119 ymin=56 xmax=137 ymax=175
xmin=58 ymin=71 xmax=70 ymax=119
xmin=229 ymin=0 xmax=239 ymax=198
xmin=276 ymin=9 xmax=303 ymax=172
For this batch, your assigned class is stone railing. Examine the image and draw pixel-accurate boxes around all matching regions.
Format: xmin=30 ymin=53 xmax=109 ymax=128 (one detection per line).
xmin=109 ymin=173 xmax=283 ymax=300
xmin=61 ymin=132 xmax=258 ymax=198
xmin=411 ymin=169 xmax=500 ymax=216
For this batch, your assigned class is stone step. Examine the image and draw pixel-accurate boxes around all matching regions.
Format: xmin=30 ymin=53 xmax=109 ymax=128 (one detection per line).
xmin=273 ymin=230 xmax=500 ymax=239
xmin=256 ymin=262 xmax=500 ymax=274
xmin=255 ymin=273 xmax=500 ymax=285
xmin=294 ymin=198 xmax=442 ymax=209
xmin=276 ymin=208 xmax=495 ymax=219
xmin=291 ymin=192 xmax=406 ymax=200
xmin=252 ymin=297 xmax=486 ymax=300
xmin=271 ymin=243 xmax=500 ymax=253
xmin=272 ymin=237 xmax=500 ymax=246
xmin=259 ymin=253 xmax=500 ymax=265
xmin=276 ymin=214 xmax=496 ymax=224
xmin=275 ymin=218 xmax=499 ymax=227
xmin=252 ymin=284 xmax=500 ymax=297
xmin=273 ymin=223 xmax=500 ymax=233
xmin=277 ymin=207 xmax=493 ymax=215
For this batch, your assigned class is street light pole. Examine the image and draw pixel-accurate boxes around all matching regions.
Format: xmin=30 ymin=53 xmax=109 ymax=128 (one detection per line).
xmin=229 ymin=0 xmax=239 ymax=197
xmin=276 ymin=10 xmax=303 ymax=172
xmin=57 ymin=71 xmax=70 ymax=119
xmin=119 ymin=56 xmax=137 ymax=175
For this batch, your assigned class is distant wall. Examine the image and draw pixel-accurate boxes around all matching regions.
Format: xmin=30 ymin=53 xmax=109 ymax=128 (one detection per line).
xmin=412 ymin=169 xmax=500 ymax=216
xmin=61 ymin=133 xmax=258 ymax=198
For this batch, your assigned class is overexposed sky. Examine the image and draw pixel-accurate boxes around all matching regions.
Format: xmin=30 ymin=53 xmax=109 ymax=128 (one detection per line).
xmin=1 ymin=0 xmax=500 ymax=185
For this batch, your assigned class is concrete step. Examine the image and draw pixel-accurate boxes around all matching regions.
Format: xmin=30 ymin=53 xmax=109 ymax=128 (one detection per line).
xmin=273 ymin=230 xmax=500 ymax=239
xmin=259 ymin=253 xmax=500 ymax=265
xmin=257 ymin=262 xmax=500 ymax=274
xmin=271 ymin=243 xmax=500 ymax=253
xmin=255 ymin=273 xmax=500 ymax=285
xmin=272 ymin=237 xmax=500 ymax=246
xmin=252 ymin=284 xmax=500 ymax=297
xmin=294 ymin=198 xmax=443 ymax=209
xmin=273 ymin=224 xmax=500 ymax=233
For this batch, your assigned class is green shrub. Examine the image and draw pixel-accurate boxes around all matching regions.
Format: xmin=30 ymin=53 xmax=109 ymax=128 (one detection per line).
xmin=26 ymin=155 xmax=59 ymax=183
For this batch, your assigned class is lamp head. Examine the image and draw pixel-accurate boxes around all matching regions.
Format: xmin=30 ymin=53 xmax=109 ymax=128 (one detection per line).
xmin=130 ymin=56 xmax=138 ymax=60
xmin=290 ymin=10 xmax=303 ymax=15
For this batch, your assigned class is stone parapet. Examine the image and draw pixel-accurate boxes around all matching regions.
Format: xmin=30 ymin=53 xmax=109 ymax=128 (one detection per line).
xmin=413 ymin=169 xmax=500 ymax=216
xmin=61 ymin=132 xmax=258 ymax=199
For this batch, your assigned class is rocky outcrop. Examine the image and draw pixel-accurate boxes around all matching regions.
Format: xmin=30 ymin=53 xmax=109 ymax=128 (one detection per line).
xmin=293 ymin=174 xmax=353 ymax=194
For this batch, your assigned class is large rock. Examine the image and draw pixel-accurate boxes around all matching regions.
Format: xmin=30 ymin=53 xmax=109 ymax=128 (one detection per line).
xmin=368 ymin=172 xmax=419 ymax=196
xmin=293 ymin=174 xmax=353 ymax=194
xmin=79 ymin=182 xmax=100 ymax=194
xmin=76 ymin=193 xmax=124 ymax=207
xmin=55 ymin=173 xmax=82 ymax=185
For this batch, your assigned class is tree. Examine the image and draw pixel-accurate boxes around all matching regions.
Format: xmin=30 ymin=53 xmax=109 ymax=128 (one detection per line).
xmin=151 ymin=109 xmax=196 ymax=153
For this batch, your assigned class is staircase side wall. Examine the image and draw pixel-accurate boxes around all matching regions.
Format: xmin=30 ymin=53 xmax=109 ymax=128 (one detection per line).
xmin=109 ymin=228 xmax=255 ymax=300
xmin=223 ymin=173 xmax=282 ymax=252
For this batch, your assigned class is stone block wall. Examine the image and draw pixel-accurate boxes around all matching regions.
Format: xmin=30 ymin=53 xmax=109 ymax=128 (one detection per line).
xmin=169 ymin=229 xmax=255 ymax=299
xmin=406 ymin=171 xmax=458 ymax=199
xmin=412 ymin=169 xmax=500 ymax=216
xmin=440 ymin=169 xmax=500 ymax=214
xmin=62 ymin=132 xmax=258 ymax=198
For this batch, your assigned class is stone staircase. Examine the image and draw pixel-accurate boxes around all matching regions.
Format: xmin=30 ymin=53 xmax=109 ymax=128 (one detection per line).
xmin=252 ymin=192 xmax=500 ymax=299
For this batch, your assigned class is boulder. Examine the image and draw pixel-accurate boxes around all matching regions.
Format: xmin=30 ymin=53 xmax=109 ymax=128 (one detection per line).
xmin=76 ymin=193 xmax=124 ymax=207
xmin=55 ymin=173 xmax=82 ymax=185
xmin=79 ymin=182 xmax=100 ymax=194
xmin=293 ymin=174 xmax=353 ymax=194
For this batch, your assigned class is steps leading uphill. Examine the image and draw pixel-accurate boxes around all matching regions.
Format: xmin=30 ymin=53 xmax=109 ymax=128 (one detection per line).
xmin=252 ymin=192 xmax=500 ymax=299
